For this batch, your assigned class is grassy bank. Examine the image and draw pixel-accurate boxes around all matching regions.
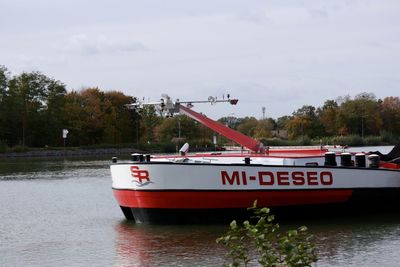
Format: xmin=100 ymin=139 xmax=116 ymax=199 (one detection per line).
xmin=1 ymin=134 xmax=399 ymax=157
xmin=0 ymin=142 xmax=183 ymax=158
xmin=261 ymin=134 xmax=399 ymax=147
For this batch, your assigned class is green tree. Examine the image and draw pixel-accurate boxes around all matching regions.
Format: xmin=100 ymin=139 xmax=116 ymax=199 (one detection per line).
xmin=218 ymin=116 xmax=240 ymax=130
xmin=156 ymin=115 xmax=200 ymax=143
xmin=0 ymin=65 xmax=8 ymax=98
xmin=0 ymin=66 xmax=10 ymax=143
xmin=40 ymin=79 xmax=67 ymax=146
xmin=276 ymin=116 xmax=291 ymax=131
xmin=337 ymin=93 xmax=382 ymax=137
xmin=139 ymin=106 xmax=162 ymax=143
xmin=236 ymin=117 xmax=258 ymax=137
xmin=5 ymin=71 xmax=66 ymax=147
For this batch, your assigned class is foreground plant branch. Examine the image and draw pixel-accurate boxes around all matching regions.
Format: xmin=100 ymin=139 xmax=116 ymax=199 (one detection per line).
xmin=216 ymin=201 xmax=317 ymax=267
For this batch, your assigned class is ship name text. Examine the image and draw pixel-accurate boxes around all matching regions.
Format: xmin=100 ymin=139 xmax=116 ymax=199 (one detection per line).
xmin=221 ymin=170 xmax=333 ymax=186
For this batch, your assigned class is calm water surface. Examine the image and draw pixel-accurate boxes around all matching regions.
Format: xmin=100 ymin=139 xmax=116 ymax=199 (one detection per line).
xmin=1 ymin=146 xmax=400 ymax=266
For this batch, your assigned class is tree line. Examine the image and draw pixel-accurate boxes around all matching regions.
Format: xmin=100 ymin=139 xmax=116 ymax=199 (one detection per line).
xmin=1 ymin=65 xmax=399 ymax=151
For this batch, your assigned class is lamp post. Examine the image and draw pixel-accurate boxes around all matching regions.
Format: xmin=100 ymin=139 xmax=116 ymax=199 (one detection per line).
xmin=178 ymin=118 xmax=181 ymax=139
xmin=62 ymin=129 xmax=68 ymax=156
xmin=361 ymin=116 xmax=364 ymax=139
xmin=262 ymin=106 xmax=266 ymax=120
xmin=361 ymin=95 xmax=367 ymax=139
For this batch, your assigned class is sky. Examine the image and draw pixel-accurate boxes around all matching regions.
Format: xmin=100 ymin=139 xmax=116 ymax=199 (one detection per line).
xmin=0 ymin=0 xmax=399 ymax=120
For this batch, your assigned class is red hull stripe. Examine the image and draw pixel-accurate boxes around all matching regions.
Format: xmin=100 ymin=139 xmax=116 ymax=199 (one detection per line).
xmin=113 ymin=190 xmax=353 ymax=209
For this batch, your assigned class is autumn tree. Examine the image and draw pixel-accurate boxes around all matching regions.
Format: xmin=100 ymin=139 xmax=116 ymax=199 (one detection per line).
xmin=102 ymin=91 xmax=135 ymax=144
xmin=63 ymin=88 xmax=136 ymax=146
xmin=287 ymin=105 xmax=323 ymax=139
xmin=253 ymin=119 xmax=274 ymax=139
xmin=380 ymin=96 xmax=400 ymax=135
xmin=63 ymin=88 xmax=106 ymax=145
xmin=318 ymin=100 xmax=339 ymax=136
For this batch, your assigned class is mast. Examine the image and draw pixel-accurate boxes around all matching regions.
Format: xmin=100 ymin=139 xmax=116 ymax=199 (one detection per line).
xmin=127 ymin=94 xmax=265 ymax=153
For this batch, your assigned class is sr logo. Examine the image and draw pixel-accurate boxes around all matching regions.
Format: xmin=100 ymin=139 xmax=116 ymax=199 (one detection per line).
xmin=130 ymin=166 xmax=152 ymax=186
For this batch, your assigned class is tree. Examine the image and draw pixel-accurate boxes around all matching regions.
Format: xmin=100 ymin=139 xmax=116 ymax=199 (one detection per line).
xmin=318 ymin=100 xmax=339 ymax=136
xmin=41 ymin=79 xmax=67 ymax=146
xmin=5 ymin=71 xmax=66 ymax=147
xmin=0 ymin=66 xmax=10 ymax=142
xmin=103 ymin=91 xmax=135 ymax=144
xmin=219 ymin=116 xmax=240 ymax=130
xmin=276 ymin=116 xmax=292 ymax=131
xmin=63 ymin=88 xmax=114 ymax=146
xmin=253 ymin=119 xmax=274 ymax=140
xmin=156 ymin=115 xmax=200 ymax=144
xmin=287 ymin=105 xmax=323 ymax=139
xmin=337 ymin=93 xmax=382 ymax=137
xmin=139 ymin=106 xmax=162 ymax=143
xmin=380 ymin=96 xmax=400 ymax=135
xmin=0 ymin=65 xmax=8 ymax=99
xmin=237 ymin=117 xmax=258 ymax=137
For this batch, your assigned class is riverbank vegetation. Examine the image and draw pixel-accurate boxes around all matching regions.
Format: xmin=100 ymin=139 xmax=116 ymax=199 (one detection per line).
xmin=1 ymin=66 xmax=399 ymax=153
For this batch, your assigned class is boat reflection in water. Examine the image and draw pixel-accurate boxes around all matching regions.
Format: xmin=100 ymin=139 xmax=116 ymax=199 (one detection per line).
xmin=114 ymin=211 xmax=400 ymax=267
xmin=114 ymin=221 xmax=226 ymax=266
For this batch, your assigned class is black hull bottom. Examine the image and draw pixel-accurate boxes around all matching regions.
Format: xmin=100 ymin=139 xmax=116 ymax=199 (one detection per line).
xmin=119 ymin=189 xmax=400 ymax=224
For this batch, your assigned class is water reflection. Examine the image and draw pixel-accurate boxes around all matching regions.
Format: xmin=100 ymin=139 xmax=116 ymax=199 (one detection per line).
xmin=114 ymin=221 xmax=226 ymax=267
xmin=310 ymin=213 xmax=400 ymax=267
xmin=113 ymin=212 xmax=400 ymax=267
xmin=0 ymin=157 xmax=110 ymax=180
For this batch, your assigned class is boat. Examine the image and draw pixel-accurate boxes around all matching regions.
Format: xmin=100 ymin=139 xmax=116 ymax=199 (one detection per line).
xmin=110 ymin=95 xmax=400 ymax=223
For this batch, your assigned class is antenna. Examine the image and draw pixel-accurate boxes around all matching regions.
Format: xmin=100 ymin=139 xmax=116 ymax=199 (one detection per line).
xmin=126 ymin=94 xmax=238 ymax=117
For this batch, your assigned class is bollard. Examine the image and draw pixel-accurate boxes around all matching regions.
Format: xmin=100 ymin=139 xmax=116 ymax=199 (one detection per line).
xmin=368 ymin=154 xmax=380 ymax=168
xmin=139 ymin=154 xmax=145 ymax=162
xmin=355 ymin=153 xmax=366 ymax=167
xmin=145 ymin=154 xmax=151 ymax=162
xmin=340 ymin=152 xmax=352 ymax=167
xmin=324 ymin=152 xmax=337 ymax=166
xmin=131 ymin=153 xmax=140 ymax=162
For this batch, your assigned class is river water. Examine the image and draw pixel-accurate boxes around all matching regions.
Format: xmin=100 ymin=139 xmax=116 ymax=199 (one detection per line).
xmin=1 ymin=146 xmax=400 ymax=266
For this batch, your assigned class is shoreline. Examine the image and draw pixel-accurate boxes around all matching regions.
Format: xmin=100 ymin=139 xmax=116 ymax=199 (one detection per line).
xmin=0 ymin=147 xmax=144 ymax=159
xmin=0 ymin=144 xmax=394 ymax=159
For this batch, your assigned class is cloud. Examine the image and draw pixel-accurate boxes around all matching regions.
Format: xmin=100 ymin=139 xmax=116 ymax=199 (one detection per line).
xmin=308 ymin=8 xmax=329 ymax=19
xmin=64 ymin=34 xmax=148 ymax=55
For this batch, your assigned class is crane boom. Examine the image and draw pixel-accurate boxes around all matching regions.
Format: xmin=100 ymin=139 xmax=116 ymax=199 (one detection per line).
xmin=179 ymin=105 xmax=264 ymax=153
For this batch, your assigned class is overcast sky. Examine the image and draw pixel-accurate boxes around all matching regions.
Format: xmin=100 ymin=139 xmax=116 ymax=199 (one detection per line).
xmin=1 ymin=0 xmax=399 ymax=119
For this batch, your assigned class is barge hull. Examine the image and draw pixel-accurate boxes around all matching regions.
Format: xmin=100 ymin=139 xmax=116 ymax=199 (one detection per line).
xmin=114 ymin=188 xmax=400 ymax=224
